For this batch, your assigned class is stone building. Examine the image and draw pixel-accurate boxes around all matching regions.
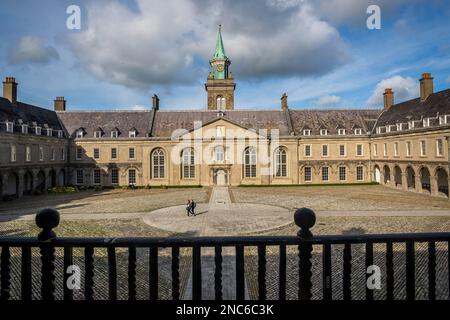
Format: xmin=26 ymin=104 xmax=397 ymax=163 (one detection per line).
xmin=1 ymin=28 xmax=449 ymax=199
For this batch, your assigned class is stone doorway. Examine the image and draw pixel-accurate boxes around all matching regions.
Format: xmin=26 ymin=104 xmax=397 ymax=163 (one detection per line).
xmin=215 ymin=169 xmax=228 ymax=186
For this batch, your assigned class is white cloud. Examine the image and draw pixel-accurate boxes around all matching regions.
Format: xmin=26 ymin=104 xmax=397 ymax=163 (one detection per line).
xmin=8 ymin=35 xmax=59 ymax=64
xmin=367 ymin=75 xmax=418 ymax=105
xmin=68 ymin=0 xmax=348 ymax=88
xmin=313 ymin=95 xmax=341 ymax=107
xmin=129 ymin=105 xmax=148 ymax=111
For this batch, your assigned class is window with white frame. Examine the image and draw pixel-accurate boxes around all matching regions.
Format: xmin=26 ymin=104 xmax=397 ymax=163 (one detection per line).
xmin=47 ymin=129 xmax=52 ymax=137
xmin=383 ymin=143 xmax=387 ymax=156
xmin=320 ymin=129 xmax=328 ymax=136
xmin=6 ymin=121 xmax=13 ymax=133
xmin=111 ymin=148 xmax=118 ymax=160
xmin=152 ymin=149 xmax=165 ymax=179
xmin=216 ymin=126 xmax=225 ymax=138
xmin=22 ymin=125 xmax=28 ymax=134
xmin=93 ymin=148 xmax=100 ymax=160
xmin=10 ymin=145 xmax=16 ymax=162
xmin=439 ymin=115 xmax=448 ymax=125
xmin=128 ymin=169 xmax=137 ymax=185
xmin=129 ymin=130 xmax=136 ymax=138
xmin=94 ymin=131 xmax=102 ymax=138
xmin=423 ymin=118 xmax=430 ymax=127
xmin=304 ymin=145 xmax=311 ymax=157
xmin=39 ymin=147 xmax=44 ymax=161
xmin=406 ymin=141 xmax=411 ymax=157
xmin=243 ymin=147 xmax=256 ymax=178
xmin=339 ymin=144 xmax=346 ymax=157
xmin=111 ymin=169 xmax=119 ymax=184
xmin=76 ymin=169 xmax=84 ymax=185
xmin=58 ymin=130 xmax=64 ymax=138
xmin=376 ymin=127 xmax=381 ymax=134
xmin=356 ymin=166 xmax=364 ymax=181
xmin=76 ymin=130 xmax=83 ymax=139
xmin=129 ymin=147 xmax=135 ymax=160
xmin=408 ymin=121 xmax=415 ymax=129
xmin=215 ymin=145 xmax=224 ymax=162
xmin=394 ymin=142 xmax=399 ymax=157
xmin=339 ymin=167 xmax=347 ymax=181
xmin=35 ymin=126 xmax=42 ymax=135
xmin=274 ymin=148 xmax=287 ymax=177
xmin=322 ymin=144 xmax=329 ymax=157
xmin=303 ymin=129 xmax=311 ymax=136
xmin=373 ymin=144 xmax=378 ymax=157
xmin=76 ymin=147 xmax=83 ymax=160
xmin=322 ymin=167 xmax=329 ymax=181
xmin=420 ymin=140 xmax=427 ymax=156
xmin=338 ymin=129 xmax=346 ymax=135
xmin=304 ymin=167 xmax=312 ymax=182
xmin=111 ymin=131 xmax=118 ymax=138
xmin=354 ymin=128 xmax=362 ymax=135
xmin=93 ymin=169 xmax=101 ymax=185
xmin=436 ymin=139 xmax=444 ymax=157
xmin=386 ymin=126 xmax=391 ymax=133
xmin=216 ymin=96 xmax=226 ymax=111
xmin=182 ymin=148 xmax=196 ymax=179
xmin=51 ymin=148 xmax=55 ymax=161
xmin=26 ymin=146 xmax=31 ymax=162
xmin=356 ymin=144 xmax=363 ymax=156
xmin=396 ymin=123 xmax=402 ymax=131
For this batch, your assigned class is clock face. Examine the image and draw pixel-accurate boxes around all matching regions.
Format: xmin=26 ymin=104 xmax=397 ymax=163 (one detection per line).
xmin=217 ymin=64 xmax=224 ymax=72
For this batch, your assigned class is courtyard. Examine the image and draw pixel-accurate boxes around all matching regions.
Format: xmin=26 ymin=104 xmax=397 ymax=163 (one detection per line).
xmin=0 ymin=184 xmax=449 ymax=300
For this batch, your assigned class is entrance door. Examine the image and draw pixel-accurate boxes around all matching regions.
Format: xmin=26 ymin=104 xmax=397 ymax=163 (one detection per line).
xmin=216 ymin=170 xmax=227 ymax=186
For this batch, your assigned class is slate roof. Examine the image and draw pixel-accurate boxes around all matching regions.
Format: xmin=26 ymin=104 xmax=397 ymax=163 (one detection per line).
xmin=57 ymin=111 xmax=153 ymax=138
xmin=289 ymin=109 xmax=381 ymax=135
xmin=375 ymin=89 xmax=450 ymax=128
xmin=0 ymin=97 xmax=63 ymax=130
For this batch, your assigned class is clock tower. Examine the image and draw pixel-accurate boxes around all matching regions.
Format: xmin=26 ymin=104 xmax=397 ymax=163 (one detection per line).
xmin=205 ymin=25 xmax=236 ymax=110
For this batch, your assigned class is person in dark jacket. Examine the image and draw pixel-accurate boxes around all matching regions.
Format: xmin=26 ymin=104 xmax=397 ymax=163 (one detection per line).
xmin=189 ymin=199 xmax=197 ymax=216
xmin=186 ymin=200 xmax=191 ymax=217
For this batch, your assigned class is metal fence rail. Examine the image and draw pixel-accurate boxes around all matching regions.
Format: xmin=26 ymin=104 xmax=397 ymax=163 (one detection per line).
xmin=0 ymin=208 xmax=449 ymax=300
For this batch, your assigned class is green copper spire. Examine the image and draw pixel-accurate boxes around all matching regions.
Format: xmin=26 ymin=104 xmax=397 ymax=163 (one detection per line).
xmin=211 ymin=24 xmax=227 ymax=61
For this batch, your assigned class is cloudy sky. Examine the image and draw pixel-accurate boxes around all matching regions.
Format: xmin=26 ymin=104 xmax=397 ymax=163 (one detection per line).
xmin=1 ymin=0 xmax=450 ymax=111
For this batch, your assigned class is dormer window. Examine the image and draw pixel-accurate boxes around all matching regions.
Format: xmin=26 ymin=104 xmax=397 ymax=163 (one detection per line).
xmin=6 ymin=121 xmax=14 ymax=133
xmin=320 ymin=129 xmax=328 ymax=136
xmin=58 ymin=130 xmax=64 ymax=138
xmin=76 ymin=130 xmax=84 ymax=139
xmin=94 ymin=131 xmax=102 ymax=138
xmin=386 ymin=126 xmax=391 ymax=133
xmin=111 ymin=131 xmax=119 ymax=138
xmin=338 ymin=129 xmax=346 ymax=135
xmin=47 ymin=128 xmax=52 ymax=137
xmin=22 ymin=124 xmax=28 ymax=134
xmin=376 ymin=127 xmax=381 ymax=134
xmin=129 ymin=130 xmax=137 ymax=138
xmin=35 ymin=126 xmax=42 ymax=135
xmin=439 ymin=115 xmax=448 ymax=125
xmin=354 ymin=128 xmax=362 ymax=135
xmin=408 ymin=121 xmax=415 ymax=129
xmin=303 ymin=129 xmax=311 ymax=136
xmin=423 ymin=118 xmax=430 ymax=127
xmin=396 ymin=123 xmax=402 ymax=131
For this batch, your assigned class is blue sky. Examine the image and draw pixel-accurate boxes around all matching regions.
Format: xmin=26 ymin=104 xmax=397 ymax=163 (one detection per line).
xmin=1 ymin=0 xmax=450 ymax=111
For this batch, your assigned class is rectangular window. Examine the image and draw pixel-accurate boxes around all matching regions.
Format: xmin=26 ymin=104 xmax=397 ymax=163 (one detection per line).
xmin=304 ymin=145 xmax=311 ymax=157
xmin=339 ymin=144 xmax=346 ymax=157
xmin=373 ymin=144 xmax=378 ymax=157
xmin=51 ymin=148 xmax=55 ymax=161
xmin=94 ymin=131 xmax=102 ymax=138
xmin=322 ymin=167 xmax=329 ymax=182
xmin=339 ymin=167 xmax=346 ymax=181
xmin=420 ymin=140 xmax=427 ymax=156
xmin=354 ymin=128 xmax=362 ymax=135
xmin=320 ymin=129 xmax=328 ymax=136
xmin=408 ymin=121 xmax=415 ymax=129
xmin=356 ymin=166 xmax=364 ymax=181
xmin=322 ymin=145 xmax=328 ymax=157
xmin=76 ymin=130 xmax=83 ymax=139
xmin=338 ymin=129 xmax=346 ymax=135
xmin=47 ymin=129 xmax=52 ymax=137
xmin=383 ymin=143 xmax=387 ymax=156
xmin=406 ymin=141 xmax=411 ymax=157
xmin=36 ymin=127 xmax=42 ymax=135
xmin=39 ymin=147 xmax=44 ymax=161
xmin=26 ymin=146 xmax=31 ymax=162
xmin=216 ymin=126 xmax=225 ymax=137
xmin=22 ymin=125 xmax=28 ymax=134
xmin=396 ymin=123 xmax=402 ymax=131
xmin=6 ymin=122 xmax=13 ymax=133
xmin=111 ymin=131 xmax=118 ymax=138
xmin=128 ymin=169 xmax=136 ymax=185
xmin=76 ymin=147 xmax=83 ymax=160
xmin=304 ymin=167 xmax=312 ymax=182
xmin=61 ymin=148 xmax=65 ymax=161
xmin=111 ymin=148 xmax=118 ymax=160
xmin=436 ymin=139 xmax=444 ymax=157
xmin=129 ymin=131 xmax=136 ymax=138
xmin=129 ymin=147 xmax=135 ymax=160
xmin=76 ymin=169 xmax=84 ymax=185
xmin=111 ymin=169 xmax=119 ymax=185
xmin=93 ymin=169 xmax=101 ymax=185
xmin=303 ymin=129 xmax=311 ymax=136
xmin=93 ymin=148 xmax=100 ymax=160
xmin=10 ymin=145 xmax=16 ymax=162
xmin=394 ymin=142 xmax=399 ymax=157
xmin=58 ymin=130 xmax=64 ymax=138
xmin=423 ymin=118 xmax=430 ymax=127
xmin=356 ymin=144 xmax=363 ymax=156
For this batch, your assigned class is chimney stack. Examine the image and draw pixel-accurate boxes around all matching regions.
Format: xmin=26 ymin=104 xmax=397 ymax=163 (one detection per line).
xmin=3 ymin=77 xmax=17 ymax=104
xmin=54 ymin=96 xmax=66 ymax=111
xmin=420 ymin=73 xmax=434 ymax=102
xmin=152 ymin=94 xmax=160 ymax=110
xmin=383 ymin=88 xmax=394 ymax=110
xmin=281 ymin=93 xmax=288 ymax=111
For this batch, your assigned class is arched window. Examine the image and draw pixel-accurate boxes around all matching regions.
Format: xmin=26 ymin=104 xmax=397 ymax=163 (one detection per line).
xmin=215 ymin=145 xmax=224 ymax=162
xmin=182 ymin=148 xmax=195 ymax=179
xmin=243 ymin=147 xmax=257 ymax=178
xmin=152 ymin=149 xmax=165 ymax=179
xmin=216 ymin=96 xmax=226 ymax=110
xmin=274 ymin=148 xmax=287 ymax=177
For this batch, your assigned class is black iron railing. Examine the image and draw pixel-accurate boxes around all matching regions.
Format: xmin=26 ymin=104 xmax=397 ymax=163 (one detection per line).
xmin=0 ymin=208 xmax=449 ymax=300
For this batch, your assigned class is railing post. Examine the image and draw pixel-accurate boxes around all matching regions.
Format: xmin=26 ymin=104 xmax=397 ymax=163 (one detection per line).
xmin=295 ymin=208 xmax=316 ymax=300
xmin=36 ymin=208 xmax=60 ymax=301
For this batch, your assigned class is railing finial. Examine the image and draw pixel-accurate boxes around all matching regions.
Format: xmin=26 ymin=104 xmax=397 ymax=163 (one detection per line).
xmin=294 ymin=208 xmax=316 ymax=239
xmin=36 ymin=208 xmax=60 ymax=241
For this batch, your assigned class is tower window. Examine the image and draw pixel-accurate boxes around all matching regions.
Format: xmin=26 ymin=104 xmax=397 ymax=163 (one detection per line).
xmin=216 ymin=96 xmax=226 ymax=110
